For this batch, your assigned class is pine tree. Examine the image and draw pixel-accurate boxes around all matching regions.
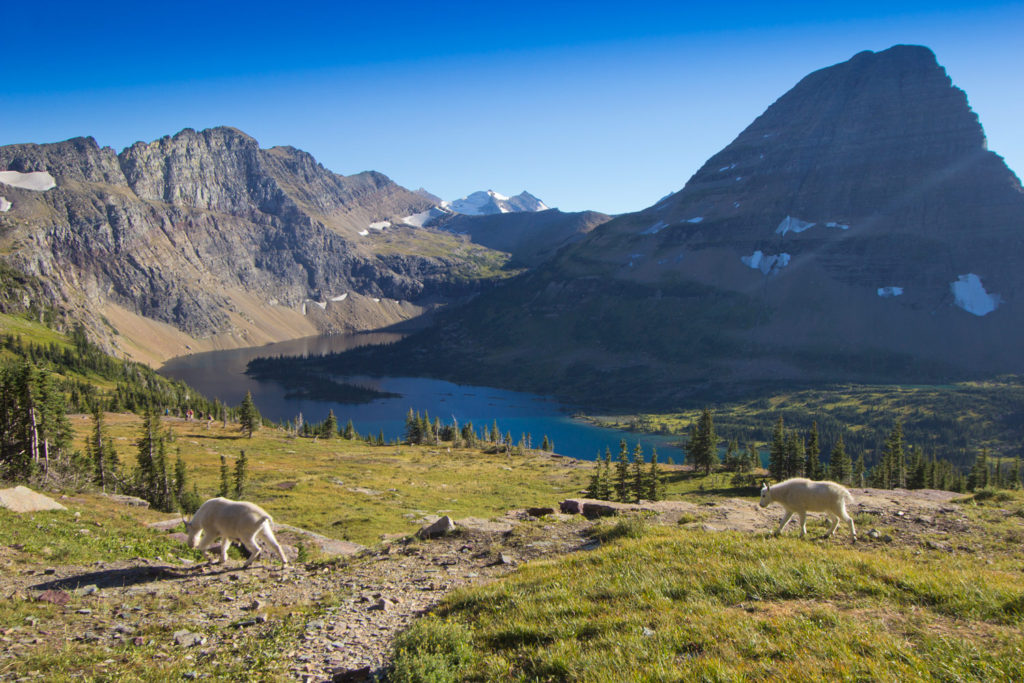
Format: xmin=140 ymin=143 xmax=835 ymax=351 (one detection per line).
xmin=804 ymin=422 xmax=821 ymax=480
xmin=173 ymin=452 xmax=188 ymax=511
xmin=541 ymin=435 xmax=551 ymax=452
xmin=631 ymin=443 xmax=645 ymax=503
xmin=968 ymin=448 xmax=990 ymax=491
xmin=829 ymin=434 xmax=852 ymax=485
xmin=723 ymin=439 xmax=740 ymax=472
xmin=343 ymin=419 xmax=355 ymax=440
xmin=647 ymin=447 xmax=664 ymax=501
xmin=135 ymin=408 xmax=161 ymax=504
xmin=588 ymin=453 xmax=610 ymax=500
xmin=853 ymin=452 xmax=866 ymax=487
xmin=768 ymin=416 xmax=786 ymax=480
xmin=88 ymin=406 xmax=119 ymax=492
xmin=322 ymin=410 xmax=338 ymax=439
xmin=219 ymin=454 xmax=230 ymax=498
xmin=689 ymin=408 xmax=718 ymax=476
xmin=238 ymin=391 xmax=259 ymax=438
xmin=783 ymin=430 xmax=804 ymax=480
xmin=615 ymin=439 xmax=631 ymax=502
xmin=377 ymin=429 xmax=385 ymax=446
xmin=907 ymin=445 xmax=926 ymax=489
xmin=883 ymin=420 xmax=907 ymax=489
xmin=234 ymin=449 xmax=248 ymax=499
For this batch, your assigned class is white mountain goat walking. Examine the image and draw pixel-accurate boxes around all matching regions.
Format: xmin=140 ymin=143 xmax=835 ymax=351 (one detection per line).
xmin=185 ymin=497 xmax=289 ymax=567
xmin=759 ymin=478 xmax=857 ymax=541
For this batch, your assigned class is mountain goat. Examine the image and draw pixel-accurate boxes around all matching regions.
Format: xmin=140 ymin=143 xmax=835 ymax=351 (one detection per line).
xmin=759 ymin=478 xmax=857 ymax=541
xmin=185 ymin=497 xmax=288 ymax=567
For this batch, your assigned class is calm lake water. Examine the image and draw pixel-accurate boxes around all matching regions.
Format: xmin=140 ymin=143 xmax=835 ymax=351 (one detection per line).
xmin=160 ymin=334 xmax=684 ymax=462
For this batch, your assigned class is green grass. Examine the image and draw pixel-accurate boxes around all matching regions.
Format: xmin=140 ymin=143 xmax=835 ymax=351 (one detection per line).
xmin=390 ymin=526 xmax=1024 ymax=681
xmin=69 ymin=412 xmax=591 ymax=546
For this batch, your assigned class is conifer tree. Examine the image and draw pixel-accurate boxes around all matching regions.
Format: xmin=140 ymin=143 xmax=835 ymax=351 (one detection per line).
xmin=768 ymin=416 xmax=786 ymax=480
xmin=883 ymin=420 xmax=907 ymax=489
xmin=219 ymin=454 xmax=231 ymax=497
xmin=135 ymin=408 xmax=161 ymax=504
xmin=377 ymin=429 xmax=385 ymax=446
xmin=804 ymin=422 xmax=821 ymax=480
xmin=853 ymin=452 xmax=866 ymax=487
xmin=615 ymin=439 xmax=631 ymax=502
xmin=632 ymin=443 xmax=645 ymax=502
xmin=647 ymin=447 xmax=664 ymax=501
xmin=829 ymin=434 xmax=852 ymax=485
xmin=541 ymin=435 xmax=551 ymax=452
xmin=689 ymin=408 xmax=718 ymax=476
xmin=723 ymin=439 xmax=740 ymax=472
xmin=238 ymin=391 xmax=259 ymax=438
xmin=88 ymin=406 xmax=119 ymax=492
xmin=173 ymin=452 xmax=188 ymax=510
xmin=234 ymin=449 xmax=248 ymax=499
xmin=968 ymin=448 xmax=989 ymax=491
xmin=343 ymin=419 xmax=355 ymax=440
xmin=783 ymin=430 xmax=804 ymax=480
xmin=322 ymin=410 xmax=338 ymax=439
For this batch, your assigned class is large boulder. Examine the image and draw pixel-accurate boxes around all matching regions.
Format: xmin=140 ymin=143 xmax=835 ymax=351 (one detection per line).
xmin=0 ymin=486 xmax=67 ymax=513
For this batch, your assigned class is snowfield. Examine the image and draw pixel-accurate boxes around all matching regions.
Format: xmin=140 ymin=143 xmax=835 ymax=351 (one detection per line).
xmin=877 ymin=286 xmax=904 ymax=298
xmin=951 ymin=274 xmax=1001 ymax=316
xmin=0 ymin=170 xmax=56 ymax=192
xmin=741 ymin=250 xmax=791 ymax=275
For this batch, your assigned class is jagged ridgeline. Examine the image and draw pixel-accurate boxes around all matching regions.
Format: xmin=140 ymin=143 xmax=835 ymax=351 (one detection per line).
xmin=0 ymin=127 xmax=515 ymax=363
xmin=310 ymin=45 xmax=1024 ymax=410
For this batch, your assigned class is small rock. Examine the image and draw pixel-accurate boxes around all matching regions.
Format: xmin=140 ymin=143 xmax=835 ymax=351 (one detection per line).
xmin=332 ymin=665 xmax=373 ymax=682
xmin=132 ymin=636 xmax=145 ymax=646
xmin=43 ymin=568 xmax=56 ymax=575
xmin=244 ymin=599 xmax=265 ymax=612
xmin=417 ymin=515 xmax=456 ymax=539
xmin=75 ymin=584 xmax=98 ymax=596
xmin=173 ymin=630 xmax=206 ymax=648
xmin=867 ymin=529 xmax=880 ymax=539
xmin=527 ymin=506 xmax=556 ymax=517
xmin=497 ymin=553 xmax=516 ymax=566
xmin=36 ymin=590 xmax=70 ymax=606
xmin=368 ymin=598 xmax=393 ymax=611
xmin=76 ymin=608 xmax=93 ymax=615
xmin=642 ymin=626 xmax=656 ymax=637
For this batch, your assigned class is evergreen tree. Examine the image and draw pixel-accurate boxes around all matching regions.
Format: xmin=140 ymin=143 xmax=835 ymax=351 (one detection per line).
xmin=173 ymin=452 xmax=188 ymax=511
xmin=588 ymin=452 xmax=611 ymax=500
xmin=768 ymin=416 xmax=786 ymax=480
xmin=1012 ymin=457 xmax=1022 ymax=490
xmin=88 ymin=406 xmax=119 ymax=492
xmin=219 ymin=454 xmax=230 ymax=497
xmin=907 ymin=445 xmax=926 ymax=489
xmin=744 ymin=444 xmax=760 ymax=473
xmin=135 ymin=408 xmax=161 ymax=504
xmin=631 ymin=443 xmax=645 ymax=503
xmin=647 ymin=447 xmax=664 ymax=501
xmin=238 ymin=391 xmax=259 ymax=438
xmin=968 ymin=448 xmax=990 ymax=491
xmin=322 ymin=410 xmax=338 ymax=439
xmin=689 ymin=408 xmax=718 ymax=476
xmin=783 ymin=430 xmax=804 ymax=480
xmin=343 ymin=419 xmax=355 ymax=440
xmin=541 ymin=435 xmax=551 ymax=452
xmin=829 ymin=434 xmax=852 ymax=485
xmin=234 ymin=449 xmax=248 ymax=499
xmin=615 ymin=439 xmax=631 ymax=502
xmin=490 ymin=421 xmax=500 ymax=444
xmin=804 ymin=422 xmax=821 ymax=480
xmin=723 ymin=439 xmax=740 ymax=472
xmin=377 ymin=429 xmax=385 ymax=446
xmin=853 ymin=452 xmax=866 ymax=487
xmin=883 ymin=420 xmax=907 ymax=489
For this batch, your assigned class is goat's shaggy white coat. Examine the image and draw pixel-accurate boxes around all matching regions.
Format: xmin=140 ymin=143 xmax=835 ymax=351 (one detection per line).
xmin=185 ymin=497 xmax=288 ymax=567
xmin=759 ymin=478 xmax=857 ymax=540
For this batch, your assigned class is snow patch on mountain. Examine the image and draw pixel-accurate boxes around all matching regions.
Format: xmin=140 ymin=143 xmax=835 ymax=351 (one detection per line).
xmin=686 ymin=216 xmax=704 ymax=223
xmin=742 ymin=250 xmax=791 ymax=275
xmin=368 ymin=221 xmax=390 ymax=231
xmin=444 ymin=190 xmax=548 ymax=216
xmin=877 ymin=286 xmax=903 ymax=297
xmin=642 ymin=220 xmax=668 ymax=235
xmin=401 ymin=207 xmax=449 ymax=228
xmin=776 ymin=216 xmax=816 ymax=235
xmin=951 ymin=274 xmax=1001 ymax=316
xmin=0 ymin=170 xmax=56 ymax=192
xmin=0 ymin=197 xmax=10 ymax=212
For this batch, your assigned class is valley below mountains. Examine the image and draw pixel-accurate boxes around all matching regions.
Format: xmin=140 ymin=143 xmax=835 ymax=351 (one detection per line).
xmin=2 ymin=45 xmax=1023 ymax=412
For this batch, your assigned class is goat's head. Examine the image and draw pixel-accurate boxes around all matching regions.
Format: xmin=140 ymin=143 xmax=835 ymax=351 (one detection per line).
xmin=758 ymin=479 xmax=771 ymax=508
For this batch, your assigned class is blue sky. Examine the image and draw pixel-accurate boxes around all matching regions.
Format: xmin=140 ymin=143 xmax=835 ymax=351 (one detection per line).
xmin=1 ymin=1 xmax=1021 ymax=214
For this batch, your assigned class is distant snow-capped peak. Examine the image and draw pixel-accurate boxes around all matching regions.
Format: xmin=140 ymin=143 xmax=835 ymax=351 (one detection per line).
xmin=444 ymin=190 xmax=549 ymax=216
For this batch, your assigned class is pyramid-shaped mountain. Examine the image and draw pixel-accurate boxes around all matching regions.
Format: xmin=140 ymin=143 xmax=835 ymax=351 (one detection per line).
xmin=333 ymin=45 xmax=1024 ymax=410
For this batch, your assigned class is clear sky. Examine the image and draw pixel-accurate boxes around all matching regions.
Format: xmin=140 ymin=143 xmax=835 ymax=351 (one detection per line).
xmin=1 ymin=1 xmax=1021 ymax=215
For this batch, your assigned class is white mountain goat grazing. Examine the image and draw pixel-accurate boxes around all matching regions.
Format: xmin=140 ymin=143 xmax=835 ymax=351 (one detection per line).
xmin=185 ymin=497 xmax=288 ymax=567
xmin=759 ymin=478 xmax=857 ymax=541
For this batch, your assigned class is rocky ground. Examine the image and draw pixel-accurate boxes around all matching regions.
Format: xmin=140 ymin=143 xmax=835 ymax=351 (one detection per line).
xmin=0 ymin=488 xmax=980 ymax=681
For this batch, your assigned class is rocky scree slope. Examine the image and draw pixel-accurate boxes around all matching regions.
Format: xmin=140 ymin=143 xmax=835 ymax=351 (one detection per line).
xmin=327 ymin=45 xmax=1024 ymax=410
xmin=0 ymin=127 xmax=508 ymax=361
